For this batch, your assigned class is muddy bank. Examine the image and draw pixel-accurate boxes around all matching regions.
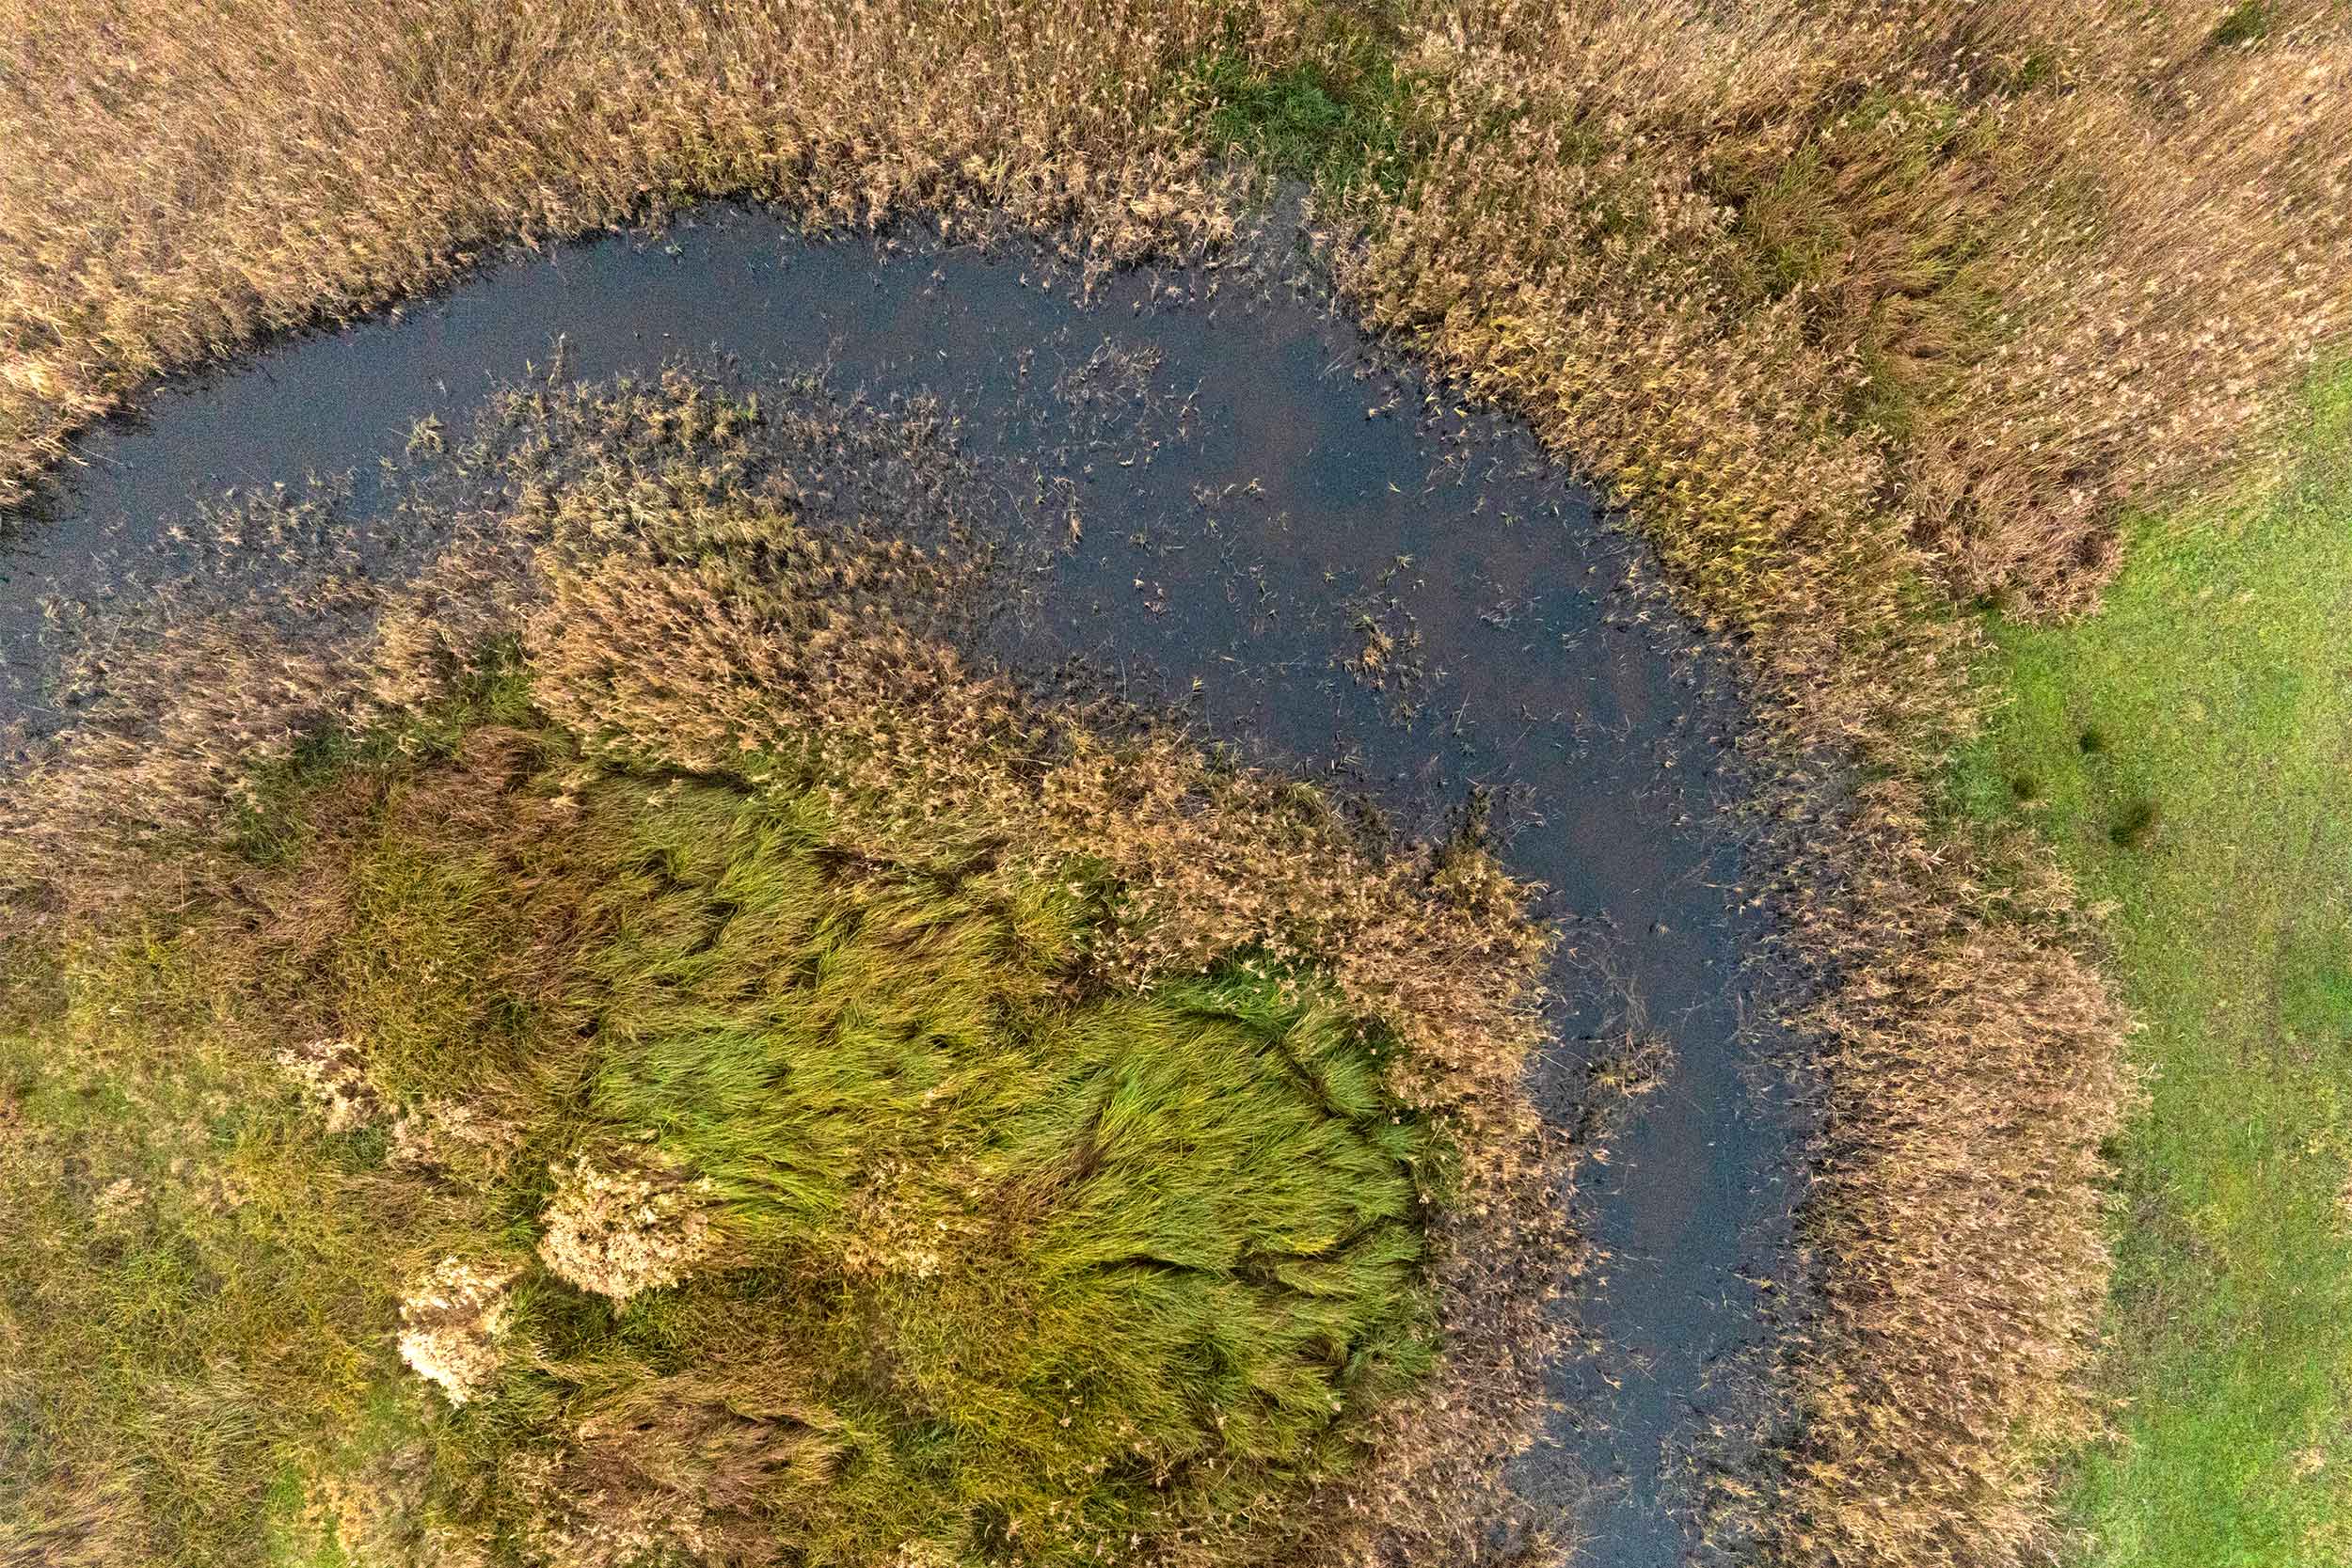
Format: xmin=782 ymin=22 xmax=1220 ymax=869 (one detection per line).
xmin=0 ymin=205 xmax=1812 ymax=1565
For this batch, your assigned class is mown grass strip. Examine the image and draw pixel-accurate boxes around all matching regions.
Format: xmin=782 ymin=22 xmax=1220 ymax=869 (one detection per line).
xmin=1951 ymin=362 xmax=2352 ymax=1566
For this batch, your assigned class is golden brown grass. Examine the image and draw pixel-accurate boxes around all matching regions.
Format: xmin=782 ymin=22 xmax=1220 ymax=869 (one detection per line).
xmin=4 ymin=2 xmax=2347 ymax=1564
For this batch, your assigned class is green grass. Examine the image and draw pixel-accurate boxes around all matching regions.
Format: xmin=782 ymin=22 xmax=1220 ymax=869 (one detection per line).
xmin=1186 ymin=27 xmax=1417 ymax=198
xmin=0 ymin=713 xmax=1447 ymax=1565
xmin=0 ymin=936 xmax=406 ymax=1568
xmin=1950 ymin=362 xmax=2352 ymax=1565
xmin=2211 ymin=1 xmax=2274 ymax=49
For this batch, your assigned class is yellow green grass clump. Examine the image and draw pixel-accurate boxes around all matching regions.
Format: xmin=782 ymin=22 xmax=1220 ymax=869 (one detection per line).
xmin=6 ymin=721 xmax=1439 ymax=1564
xmin=0 ymin=379 xmax=1571 ymax=1567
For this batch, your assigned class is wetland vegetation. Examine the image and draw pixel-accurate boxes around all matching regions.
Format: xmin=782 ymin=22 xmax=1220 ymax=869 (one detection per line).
xmin=0 ymin=379 xmax=1570 ymax=1566
xmin=3 ymin=2 xmax=2349 ymax=1565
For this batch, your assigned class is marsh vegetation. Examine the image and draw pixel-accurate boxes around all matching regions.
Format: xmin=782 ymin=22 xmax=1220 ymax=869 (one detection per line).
xmin=0 ymin=378 xmax=1573 ymax=1565
xmin=2 ymin=2 xmax=2348 ymax=1564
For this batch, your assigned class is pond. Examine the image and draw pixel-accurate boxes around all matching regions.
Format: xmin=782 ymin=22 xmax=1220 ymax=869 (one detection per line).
xmin=0 ymin=203 xmax=1811 ymax=1566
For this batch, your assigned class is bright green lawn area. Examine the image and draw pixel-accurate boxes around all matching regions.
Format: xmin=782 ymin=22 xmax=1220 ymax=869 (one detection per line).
xmin=1951 ymin=364 xmax=2352 ymax=1565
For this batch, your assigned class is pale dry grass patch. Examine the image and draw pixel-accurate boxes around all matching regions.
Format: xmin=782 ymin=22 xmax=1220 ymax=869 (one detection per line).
xmin=535 ymin=1154 xmax=720 ymax=1304
xmin=396 ymin=1257 xmax=519 ymax=1408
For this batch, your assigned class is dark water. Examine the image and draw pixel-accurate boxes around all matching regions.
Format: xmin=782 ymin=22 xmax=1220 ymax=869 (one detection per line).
xmin=0 ymin=206 xmax=1810 ymax=1565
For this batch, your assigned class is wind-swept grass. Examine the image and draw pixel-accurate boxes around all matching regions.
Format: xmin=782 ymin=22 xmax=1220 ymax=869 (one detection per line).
xmin=2 ymin=727 xmax=1451 ymax=1565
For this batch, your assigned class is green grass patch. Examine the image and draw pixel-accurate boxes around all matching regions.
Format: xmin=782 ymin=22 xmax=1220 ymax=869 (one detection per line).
xmin=225 ymin=640 xmax=534 ymax=868
xmin=1184 ymin=24 xmax=1417 ymax=198
xmin=0 ymin=719 xmax=1448 ymax=1565
xmin=2211 ymin=1 xmax=2274 ymax=49
xmin=1950 ymin=363 xmax=2352 ymax=1565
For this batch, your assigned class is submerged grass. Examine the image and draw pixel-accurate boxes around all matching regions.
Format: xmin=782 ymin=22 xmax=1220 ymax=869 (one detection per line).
xmin=1951 ymin=362 xmax=2352 ymax=1568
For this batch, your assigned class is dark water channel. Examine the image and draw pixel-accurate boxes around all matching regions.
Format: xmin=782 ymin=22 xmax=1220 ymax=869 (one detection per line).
xmin=0 ymin=206 xmax=1811 ymax=1566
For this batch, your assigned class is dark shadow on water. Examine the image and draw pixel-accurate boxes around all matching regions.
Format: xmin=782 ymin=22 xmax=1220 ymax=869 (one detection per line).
xmin=0 ymin=204 xmax=1812 ymax=1567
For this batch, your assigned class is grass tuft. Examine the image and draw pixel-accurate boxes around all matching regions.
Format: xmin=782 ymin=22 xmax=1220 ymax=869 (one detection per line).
xmin=2106 ymin=799 xmax=2161 ymax=850
xmin=1191 ymin=45 xmax=1413 ymax=198
xmin=2212 ymin=1 xmax=2274 ymax=48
